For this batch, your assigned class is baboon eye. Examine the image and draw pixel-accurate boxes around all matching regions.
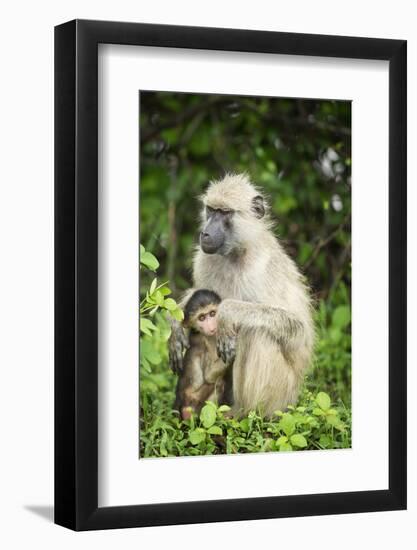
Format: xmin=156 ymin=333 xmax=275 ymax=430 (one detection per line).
xmin=209 ymin=310 xmax=216 ymax=317
xmin=198 ymin=314 xmax=206 ymax=322
xmin=221 ymin=210 xmax=234 ymax=224
xmin=206 ymin=206 xmax=215 ymax=217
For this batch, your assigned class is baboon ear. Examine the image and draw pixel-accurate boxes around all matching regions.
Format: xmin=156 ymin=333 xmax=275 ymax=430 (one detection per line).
xmin=251 ymin=195 xmax=265 ymax=219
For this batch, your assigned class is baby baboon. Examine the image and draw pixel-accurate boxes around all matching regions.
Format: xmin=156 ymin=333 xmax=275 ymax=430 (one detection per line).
xmin=174 ymin=289 xmax=229 ymax=419
xmin=169 ymin=173 xmax=314 ymax=417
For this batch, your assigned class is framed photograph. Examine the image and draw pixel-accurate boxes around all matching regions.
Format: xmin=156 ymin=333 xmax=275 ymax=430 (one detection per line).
xmin=55 ymin=19 xmax=406 ymax=531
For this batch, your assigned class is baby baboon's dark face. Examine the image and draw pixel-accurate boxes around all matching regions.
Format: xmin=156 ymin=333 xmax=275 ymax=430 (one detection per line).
xmin=194 ymin=305 xmax=218 ymax=336
xmin=184 ymin=289 xmax=221 ymax=337
xmin=200 ymin=207 xmax=234 ymax=255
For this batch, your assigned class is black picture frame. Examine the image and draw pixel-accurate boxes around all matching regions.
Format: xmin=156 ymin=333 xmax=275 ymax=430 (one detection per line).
xmin=55 ymin=19 xmax=407 ymax=531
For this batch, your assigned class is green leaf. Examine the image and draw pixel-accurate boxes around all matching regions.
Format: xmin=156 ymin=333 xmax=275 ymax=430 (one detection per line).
xmin=332 ymin=305 xmax=351 ymax=329
xmin=239 ymin=418 xmax=250 ymax=432
xmin=280 ymin=413 xmax=296 ymax=437
xmin=290 ymin=434 xmax=308 ymax=448
xmin=141 ymin=350 xmax=162 ymax=365
xmin=159 ymin=286 xmax=171 ymax=296
xmin=140 ymin=250 xmax=159 ymax=271
xmin=149 ymin=278 xmax=157 ymax=295
xmin=266 ymin=160 xmax=276 ymax=172
xmin=140 ymin=318 xmax=157 ymax=335
xmin=140 ymin=338 xmax=162 ymax=366
xmin=144 ymin=349 xmax=161 ymax=366
xmin=335 ymin=422 xmax=347 ymax=432
xmin=200 ymin=405 xmax=216 ymax=429
xmin=140 ymin=326 xmax=152 ymax=337
xmin=218 ymin=404 xmax=231 ymax=413
xmin=154 ymin=290 xmax=164 ymax=306
xmin=326 ymin=414 xmax=340 ymax=427
xmin=140 ymin=356 xmax=151 ymax=373
xmin=276 ymin=436 xmax=288 ymax=445
xmin=279 ymin=442 xmax=293 ymax=452
xmin=164 ymin=298 xmax=178 ymax=311
xmin=158 ymin=320 xmax=171 ymax=341
xmin=319 ymin=435 xmax=332 ymax=448
xmin=170 ymin=308 xmax=184 ymax=321
xmin=329 ymin=327 xmax=342 ymax=343
xmin=316 ymin=392 xmax=331 ymax=411
xmin=207 ymin=425 xmax=222 ymax=435
xmin=189 ymin=429 xmax=206 ymax=445
xmin=313 ymin=407 xmax=325 ymax=416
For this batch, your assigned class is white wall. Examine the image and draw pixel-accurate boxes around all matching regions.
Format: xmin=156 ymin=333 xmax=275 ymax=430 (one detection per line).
xmin=0 ymin=1 xmax=414 ymax=548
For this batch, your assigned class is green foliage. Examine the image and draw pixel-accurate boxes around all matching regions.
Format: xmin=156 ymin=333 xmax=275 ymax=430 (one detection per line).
xmin=140 ymin=244 xmax=183 ymax=375
xmin=140 ymin=386 xmax=351 ymax=457
xmin=308 ymin=281 xmax=351 ymax=406
xmin=140 ymin=246 xmax=183 ymax=323
xmin=140 ymin=244 xmax=159 ymax=272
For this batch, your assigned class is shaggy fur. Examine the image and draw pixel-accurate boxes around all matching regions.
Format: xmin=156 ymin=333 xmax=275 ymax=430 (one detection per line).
xmin=190 ymin=173 xmax=315 ymax=417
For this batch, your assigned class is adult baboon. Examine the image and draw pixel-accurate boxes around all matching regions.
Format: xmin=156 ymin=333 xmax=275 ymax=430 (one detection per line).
xmin=169 ymin=173 xmax=314 ymax=417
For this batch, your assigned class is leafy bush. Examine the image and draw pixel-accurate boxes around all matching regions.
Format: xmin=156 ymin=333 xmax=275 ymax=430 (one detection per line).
xmin=308 ymin=281 xmax=351 ymax=406
xmin=140 ymin=379 xmax=350 ymax=457
xmin=140 ymin=244 xmax=182 ymax=379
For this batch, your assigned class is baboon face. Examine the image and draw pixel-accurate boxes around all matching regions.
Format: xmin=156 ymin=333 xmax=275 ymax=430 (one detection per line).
xmin=200 ymin=207 xmax=234 ymax=254
xmin=184 ymin=289 xmax=221 ymax=335
xmin=194 ymin=305 xmax=218 ymax=336
xmin=200 ymin=195 xmax=265 ymax=255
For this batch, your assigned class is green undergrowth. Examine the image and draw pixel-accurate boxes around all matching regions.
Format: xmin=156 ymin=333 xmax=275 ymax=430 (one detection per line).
xmin=140 ymin=386 xmax=351 ymax=458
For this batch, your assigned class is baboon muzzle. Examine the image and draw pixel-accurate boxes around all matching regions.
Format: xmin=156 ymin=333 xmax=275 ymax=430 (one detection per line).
xmin=200 ymin=216 xmax=226 ymax=254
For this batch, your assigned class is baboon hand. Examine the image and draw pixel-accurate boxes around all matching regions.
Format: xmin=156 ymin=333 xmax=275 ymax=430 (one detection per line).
xmin=216 ymin=329 xmax=237 ymax=366
xmin=168 ymin=319 xmax=189 ymax=374
xmin=216 ymin=308 xmax=237 ymax=366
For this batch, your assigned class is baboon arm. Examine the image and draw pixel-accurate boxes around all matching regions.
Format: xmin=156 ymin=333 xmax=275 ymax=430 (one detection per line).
xmin=219 ymin=298 xmax=303 ymax=338
xmin=216 ymin=299 xmax=303 ymax=364
xmin=168 ymin=288 xmax=196 ymax=373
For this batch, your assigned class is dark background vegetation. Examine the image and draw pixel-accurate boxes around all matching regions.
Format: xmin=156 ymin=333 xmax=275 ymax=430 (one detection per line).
xmin=139 ymin=91 xmax=352 ymax=457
